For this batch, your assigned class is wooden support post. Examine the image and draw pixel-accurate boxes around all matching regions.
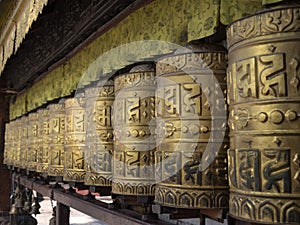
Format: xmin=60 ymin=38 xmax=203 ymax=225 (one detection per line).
xmin=56 ymin=202 xmax=70 ymax=225
xmin=0 ymin=84 xmax=12 ymax=224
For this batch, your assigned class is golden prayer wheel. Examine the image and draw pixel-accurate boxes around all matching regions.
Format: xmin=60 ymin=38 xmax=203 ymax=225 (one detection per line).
xmin=64 ymin=96 xmax=86 ymax=182
xmin=112 ymin=67 xmax=156 ymax=196
xmin=19 ymin=116 xmax=29 ymax=169
xmin=227 ymin=3 xmax=300 ymax=224
xmin=154 ymin=44 xmax=229 ymax=209
xmin=27 ymin=112 xmax=39 ymax=172
xmin=4 ymin=122 xmax=11 ymax=166
xmin=84 ymin=81 xmax=114 ymax=187
xmin=36 ymin=108 xmax=50 ymax=173
xmin=48 ymin=103 xmax=65 ymax=177
xmin=13 ymin=119 xmax=22 ymax=168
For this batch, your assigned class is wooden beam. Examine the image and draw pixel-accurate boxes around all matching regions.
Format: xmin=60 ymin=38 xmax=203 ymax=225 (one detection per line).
xmin=16 ymin=175 xmax=173 ymax=225
xmin=56 ymin=202 xmax=70 ymax=225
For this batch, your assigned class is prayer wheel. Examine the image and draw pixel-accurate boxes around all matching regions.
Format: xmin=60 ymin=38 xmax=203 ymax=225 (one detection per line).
xmin=227 ymin=3 xmax=300 ymax=224
xmin=64 ymin=96 xmax=86 ymax=182
xmin=27 ymin=112 xmax=39 ymax=172
xmin=48 ymin=103 xmax=65 ymax=177
xmin=36 ymin=108 xmax=50 ymax=173
xmin=19 ymin=116 xmax=29 ymax=169
xmin=84 ymin=81 xmax=114 ymax=187
xmin=112 ymin=66 xmax=156 ymax=196
xmin=13 ymin=118 xmax=21 ymax=168
xmin=4 ymin=122 xmax=11 ymax=166
xmin=154 ymin=44 xmax=229 ymax=209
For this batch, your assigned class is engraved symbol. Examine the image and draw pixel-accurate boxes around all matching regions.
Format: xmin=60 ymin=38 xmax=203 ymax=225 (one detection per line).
xmin=183 ymin=84 xmax=201 ymax=114
xmin=97 ymin=105 xmax=111 ymax=126
xmin=74 ymin=112 xmax=85 ymax=132
xmin=164 ymin=153 xmax=180 ymax=184
xmin=293 ymin=154 xmax=300 ymax=183
xmin=229 ymin=150 xmax=237 ymax=188
xmin=165 ymin=86 xmax=179 ymax=114
xmin=239 ymin=150 xmax=260 ymax=191
xmin=290 ymin=57 xmax=300 ymax=90
xmin=234 ymin=108 xmax=250 ymax=129
xmin=260 ymin=53 xmax=286 ymax=97
xmin=273 ymin=137 xmax=282 ymax=146
xmin=183 ymin=155 xmax=201 ymax=185
xmin=126 ymin=152 xmax=140 ymax=177
xmin=52 ymin=118 xmax=60 ymax=133
xmin=32 ymin=124 xmax=38 ymax=137
xmin=127 ymin=97 xmax=140 ymax=122
xmin=258 ymin=112 xmax=268 ymax=123
xmin=285 ymin=110 xmax=298 ymax=121
xmin=236 ymin=58 xmax=257 ymax=98
xmin=270 ymin=110 xmax=284 ymax=124
xmin=267 ymin=45 xmax=276 ymax=53
xmin=263 ymin=149 xmax=291 ymax=193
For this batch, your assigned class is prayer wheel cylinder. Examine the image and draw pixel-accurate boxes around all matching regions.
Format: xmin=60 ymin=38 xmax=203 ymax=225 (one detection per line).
xmin=36 ymin=108 xmax=50 ymax=173
xmin=64 ymin=97 xmax=86 ymax=182
xmin=112 ymin=68 xmax=156 ymax=196
xmin=154 ymin=45 xmax=229 ymax=209
xmin=14 ymin=119 xmax=21 ymax=168
xmin=48 ymin=103 xmax=65 ymax=177
xmin=3 ymin=123 xmax=8 ymax=165
xmin=227 ymin=3 xmax=300 ymax=224
xmin=4 ymin=122 xmax=11 ymax=166
xmin=84 ymin=81 xmax=114 ymax=187
xmin=27 ymin=112 xmax=39 ymax=172
xmin=20 ymin=116 xmax=29 ymax=169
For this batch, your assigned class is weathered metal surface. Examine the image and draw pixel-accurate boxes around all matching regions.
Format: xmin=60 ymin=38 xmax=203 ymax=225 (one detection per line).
xmin=112 ymin=69 xmax=156 ymax=196
xmin=27 ymin=113 xmax=39 ymax=172
xmin=227 ymin=3 xmax=300 ymax=224
xmin=154 ymin=45 xmax=229 ymax=209
xmin=12 ymin=119 xmax=21 ymax=168
xmin=84 ymin=81 xmax=114 ymax=187
xmin=19 ymin=116 xmax=29 ymax=169
xmin=36 ymin=108 xmax=50 ymax=173
xmin=48 ymin=103 xmax=65 ymax=177
xmin=63 ymin=97 xmax=86 ymax=182
xmin=3 ymin=122 xmax=11 ymax=166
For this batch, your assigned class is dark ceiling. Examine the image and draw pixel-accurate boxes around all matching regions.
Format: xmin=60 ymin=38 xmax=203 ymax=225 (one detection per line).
xmin=1 ymin=0 xmax=140 ymax=92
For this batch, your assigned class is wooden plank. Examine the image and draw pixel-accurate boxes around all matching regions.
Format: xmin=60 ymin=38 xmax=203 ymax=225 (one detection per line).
xmin=16 ymin=175 xmax=173 ymax=225
xmin=56 ymin=202 xmax=70 ymax=225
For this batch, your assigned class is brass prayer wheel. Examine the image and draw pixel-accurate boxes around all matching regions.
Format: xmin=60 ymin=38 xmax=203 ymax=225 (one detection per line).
xmin=19 ymin=116 xmax=29 ymax=169
xmin=154 ymin=44 xmax=229 ymax=209
xmin=13 ymin=118 xmax=22 ymax=168
xmin=27 ymin=112 xmax=39 ymax=172
xmin=64 ymin=96 xmax=86 ymax=182
xmin=48 ymin=103 xmax=65 ymax=177
xmin=4 ymin=122 xmax=12 ymax=166
xmin=112 ymin=67 xmax=156 ymax=196
xmin=84 ymin=81 xmax=114 ymax=187
xmin=227 ymin=3 xmax=300 ymax=224
xmin=36 ymin=108 xmax=50 ymax=173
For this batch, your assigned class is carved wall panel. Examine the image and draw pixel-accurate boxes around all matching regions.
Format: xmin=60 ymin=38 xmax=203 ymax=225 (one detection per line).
xmin=155 ymin=46 xmax=229 ymax=209
xmin=63 ymin=97 xmax=86 ymax=182
xmin=112 ymin=70 xmax=156 ymax=196
xmin=84 ymin=81 xmax=114 ymax=187
xmin=48 ymin=103 xmax=65 ymax=177
xmin=227 ymin=3 xmax=300 ymax=224
xmin=27 ymin=112 xmax=39 ymax=172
